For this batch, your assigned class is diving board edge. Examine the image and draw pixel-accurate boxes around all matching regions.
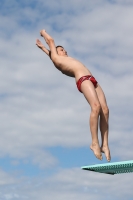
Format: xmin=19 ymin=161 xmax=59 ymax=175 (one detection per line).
xmin=81 ymin=160 xmax=133 ymax=175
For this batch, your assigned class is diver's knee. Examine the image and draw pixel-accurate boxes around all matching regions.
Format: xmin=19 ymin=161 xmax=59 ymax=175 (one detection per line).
xmin=92 ymin=103 xmax=101 ymax=116
xmin=102 ymin=106 xmax=109 ymax=116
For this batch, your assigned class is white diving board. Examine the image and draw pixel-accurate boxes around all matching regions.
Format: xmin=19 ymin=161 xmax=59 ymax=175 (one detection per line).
xmin=81 ymin=160 xmax=133 ymax=175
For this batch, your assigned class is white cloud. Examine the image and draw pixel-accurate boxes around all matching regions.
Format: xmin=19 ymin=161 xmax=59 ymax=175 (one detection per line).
xmin=0 ymin=167 xmax=133 ymax=200
xmin=0 ymin=168 xmax=16 ymax=186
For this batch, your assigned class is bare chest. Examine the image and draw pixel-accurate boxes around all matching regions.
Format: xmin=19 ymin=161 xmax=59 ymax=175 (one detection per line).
xmin=54 ymin=57 xmax=83 ymax=71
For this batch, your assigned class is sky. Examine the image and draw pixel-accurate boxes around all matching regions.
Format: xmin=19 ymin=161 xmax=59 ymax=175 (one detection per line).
xmin=0 ymin=0 xmax=133 ymax=199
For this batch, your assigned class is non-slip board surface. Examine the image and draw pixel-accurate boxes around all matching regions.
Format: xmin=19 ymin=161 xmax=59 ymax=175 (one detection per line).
xmin=82 ymin=160 xmax=133 ymax=175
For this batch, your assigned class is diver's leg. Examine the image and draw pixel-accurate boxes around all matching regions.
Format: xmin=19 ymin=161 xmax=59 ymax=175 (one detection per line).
xmin=95 ymin=84 xmax=111 ymax=161
xmin=81 ymin=80 xmax=102 ymax=160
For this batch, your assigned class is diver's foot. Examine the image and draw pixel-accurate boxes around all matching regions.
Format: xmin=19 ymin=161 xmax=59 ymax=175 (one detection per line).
xmin=101 ymin=145 xmax=111 ymax=162
xmin=90 ymin=143 xmax=102 ymax=160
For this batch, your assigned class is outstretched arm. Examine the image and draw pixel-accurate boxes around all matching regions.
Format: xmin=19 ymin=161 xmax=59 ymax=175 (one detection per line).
xmin=36 ymin=39 xmax=50 ymax=57
xmin=40 ymin=30 xmax=57 ymax=59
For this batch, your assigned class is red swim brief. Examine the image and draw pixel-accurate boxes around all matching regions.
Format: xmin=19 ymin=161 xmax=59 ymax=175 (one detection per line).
xmin=76 ymin=75 xmax=98 ymax=93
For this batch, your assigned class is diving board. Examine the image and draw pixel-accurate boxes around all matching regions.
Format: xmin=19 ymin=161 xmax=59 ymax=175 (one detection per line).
xmin=82 ymin=160 xmax=133 ymax=175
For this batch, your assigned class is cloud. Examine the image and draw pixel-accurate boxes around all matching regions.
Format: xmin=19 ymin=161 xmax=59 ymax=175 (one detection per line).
xmin=0 ymin=168 xmax=16 ymax=186
xmin=0 ymin=167 xmax=133 ymax=200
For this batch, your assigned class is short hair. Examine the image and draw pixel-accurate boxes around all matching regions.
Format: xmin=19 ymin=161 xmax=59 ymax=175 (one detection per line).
xmin=56 ymin=45 xmax=64 ymax=54
xmin=56 ymin=45 xmax=64 ymax=50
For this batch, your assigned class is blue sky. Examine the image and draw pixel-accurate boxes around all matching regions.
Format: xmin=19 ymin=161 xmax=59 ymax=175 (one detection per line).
xmin=0 ymin=0 xmax=133 ymax=199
